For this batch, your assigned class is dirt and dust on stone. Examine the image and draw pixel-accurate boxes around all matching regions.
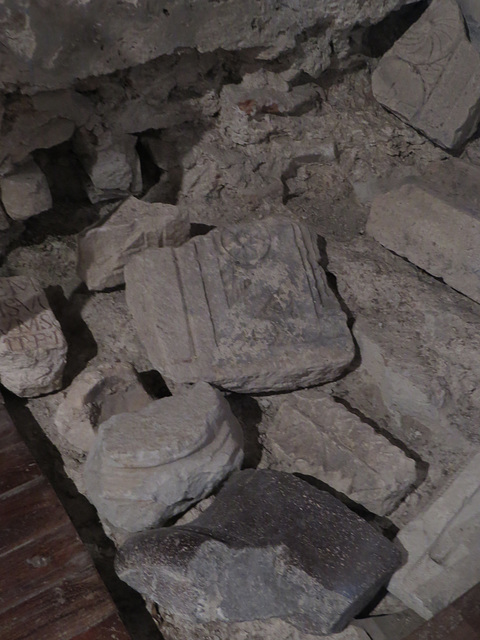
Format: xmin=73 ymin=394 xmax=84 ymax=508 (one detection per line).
xmin=2 ymin=1 xmax=480 ymax=639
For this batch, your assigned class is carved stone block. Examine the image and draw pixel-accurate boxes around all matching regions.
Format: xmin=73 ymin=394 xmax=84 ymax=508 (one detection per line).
xmin=0 ymin=276 xmax=67 ymax=396
xmin=372 ymin=0 xmax=480 ymax=149
xmin=125 ymin=218 xmax=354 ymax=393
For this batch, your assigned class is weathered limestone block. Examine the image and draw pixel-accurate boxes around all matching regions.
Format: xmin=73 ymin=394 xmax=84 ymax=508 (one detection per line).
xmin=160 ymin=614 xmax=371 ymax=640
xmin=372 ymin=0 xmax=480 ymax=149
xmin=0 ymin=158 xmax=52 ymax=220
xmin=84 ymin=383 xmax=244 ymax=535
xmin=0 ymin=1 xmax=411 ymax=92
xmin=389 ymin=451 xmax=480 ymax=619
xmin=125 ymin=218 xmax=354 ymax=393
xmin=367 ymin=166 xmax=480 ymax=304
xmin=54 ymin=363 xmax=152 ymax=457
xmin=328 ymin=238 xmax=480 ymax=525
xmin=0 ymin=276 xmax=67 ymax=396
xmin=116 ymin=470 xmax=402 ymax=635
xmin=73 ymin=128 xmax=142 ymax=203
xmin=458 ymin=0 xmax=480 ymax=51
xmin=77 ymin=197 xmax=190 ymax=291
xmin=263 ymin=390 xmax=417 ymax=515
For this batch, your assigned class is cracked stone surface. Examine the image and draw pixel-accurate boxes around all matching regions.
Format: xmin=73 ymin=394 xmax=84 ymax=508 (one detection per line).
xmin=125 ymin=218 xmax=354 ymax=393
xmin=372 ymin=0 xmax=480 ymax=149
xmin=0 ymin=276 xmax=67 ymax=396
xmin=116 ymin=469 xmax=402 ymax=635
xmin=84 ymin=382 xmax=244 ymax=536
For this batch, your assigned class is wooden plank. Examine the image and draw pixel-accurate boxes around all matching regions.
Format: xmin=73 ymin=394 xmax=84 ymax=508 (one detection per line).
xmin=71 ymin=614 xmax=132 ymax=640
xmin=405 ymin=583 xmax=480 ymax=640
xmin=0 ymin=440 xmax=42 ymax=494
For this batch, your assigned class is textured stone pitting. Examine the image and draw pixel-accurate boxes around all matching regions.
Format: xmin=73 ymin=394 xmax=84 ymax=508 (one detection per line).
xmin=389 ymin=450 xmax=480 ymax=619
xmin=84 ymin=382 xmax=244 ymax=535
xmin=125 ymin=218 xmax=354 ymax=393
xmin=0 ymin=158 xmax=52 ymax=221
xmin=372 ymin=0 xmax=480 ymax=149
xmin=262 ymin=390 xmax=417 ymax=515
xmin=0 ymin=276 xmax=67 ymax=397
xmin=367 ymin=160 xmax=480 ymax=305
xmin=77 ymin=197 xmax=190 ymax=291
xmin=116 ymin=470 xmax=402 ymax=635
xmin=54 ymin=363 xmax=152 ymax=457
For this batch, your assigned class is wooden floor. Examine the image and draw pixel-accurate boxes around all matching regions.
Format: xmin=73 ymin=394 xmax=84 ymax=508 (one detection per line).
xmin=0 ymin=395 xmax=131 ymax=640
xmin=405 ymin=582 xmax=480 ymax=640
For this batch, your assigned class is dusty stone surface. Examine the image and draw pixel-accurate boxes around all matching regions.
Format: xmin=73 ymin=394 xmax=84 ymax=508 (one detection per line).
xmin=328 ymin=238 xmax=480 ymax=526
xmin=0 ymin=276 xmax=67 ymax=396
xmin=85 ymin=383 xmax=244 ymax=536
xmin=77 ymin=197 xmax=190 ymax=291
xmin=0 ymin=158 xmax=52 ymax=220
xmin=160 ymin=614 xmax=371 ymax=640
xmin=73 ymin=128 xmax=142 ymax=203
xmin=125 ymin=218 xmax=354 ymax=393
xmin=367 ymin=169 xmax=480 ymax=304
xmin=458 ymin=0 xmax=480 ymax=51
xmin=54 ymin=362 xmax=152 ymax=457
xmin=262 ymin=390 xmax=417 ymax=516
xmin=116 ymin=470 xmax=402 ymax=635
xmin=0 ymin=1 xmax=411 ymax=92
xmin=389 ymin=450 xmax=480 ymax=619
xmin=372 ymin=0 xmax=480 ymax=149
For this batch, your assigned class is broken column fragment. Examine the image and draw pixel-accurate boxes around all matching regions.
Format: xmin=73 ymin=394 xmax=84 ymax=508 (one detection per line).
xmin=0 ymin=276 xmax=67 ymax=396
xmin=372 ymin=0 xmax=480 ymax=149
xmin=262 ymin=390 xmax=417 ymax=515
xmin=84 ymin=383 xmax=244 ymax=536
xmin=116 ymin=469 xmax=402 ymax=635
xmin=0 ymin=158 xmax=52 ymax=220
xmin=77 ymin=197 xmax=190 ymax=290
xmin=367 ymin=160 xmax=480 ymax=304
xmin=54 ymin=363 xmax=152 ymax=457
xmin=125 ymin=218 xmax=354 ymax=393
xmin=73 ymin=128 xmax=142 ymax=203
xmin=389 ymin=450 xmax=480 ymax=619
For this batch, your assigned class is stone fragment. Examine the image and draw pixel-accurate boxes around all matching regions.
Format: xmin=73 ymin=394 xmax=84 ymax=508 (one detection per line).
xmin=372 ymin=0 xmax=480 ymax=149
xmin=0 ymin=276 xmax=67 ymax=396
xmin=77 ymin=197 xmax=190 ymax=291
xmin=0 ymin=204 xmax=9 ymax=232
xmin=116 ymin=470 xmax=402 ymax=635
xmin=0 ymin=158 xmax=52 ymax=220
xmin=73 ymin=128 xmax=142 ymax=203
xmin=389 ymin=450 xmax=480 ymax=619
xmin=85 ymin=383 xmax=243 ymax=534
xmin=262 ymin=390 xmax=417 ymax=515
xmin=328 ymin=238 xmax=480 ymax=525
xmin=160 ymin=614 xmax=371 ymax=640
xmin=125 ymin=218 xmax=354 ymax=393
xmin=55 ymin=363 xmax=152 ymax=457
xmin=367 ymin=166 xmax=480 ymax=304
xmin=458 ymin=0 xmax=480 ymax=51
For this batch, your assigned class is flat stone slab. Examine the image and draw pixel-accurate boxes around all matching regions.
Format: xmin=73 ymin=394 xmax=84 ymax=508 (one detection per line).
xmin=116 ymin=469 xmax=402 ymax=635
xmin=367 ymin=161 xmax=480 ymax=304
xmin=372 ymin=0 xmax=480 ymax=149
xmin=0 ymin=276 xmax=67 ymax=396
xmin=262 ymin=390 xmax=417 ymax=515
xmin=389 ymin=450 xmax=480 ymax=619
xmin=125 ymin=218 xmax=354 ymax=393
xmin=85 ymin=382 xmax=243 ymax=537
xmin=0 ymin=158 xmax=52 ymax=221
xmin=77 ymin=197 xmax=190 ymax=290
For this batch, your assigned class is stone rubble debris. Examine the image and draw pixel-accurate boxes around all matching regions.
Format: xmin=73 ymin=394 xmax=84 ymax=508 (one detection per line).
xmin=54 ymin=363 xmax=152 ymax=457
xmin=0 ymin=158 xmax=52 ymax=221
xmin=125 ymin=218 xmax=354 ymax=393
xmin=0 ymin=276 xmax=67 ymax=397
xmin=77 ymin=196 xmax=190 ymax=291
xmin=372 ymin=0 xmax=480 ymax=149
xmin=84 ymin=382 xmax=244 ymax=536
xmin=116 ymin=470 xmax=402 ymax=635
xmin=389 ymin=450 xmax=480 ymax=619
xmin=262 ymin=389 xmax=417 ymax=515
